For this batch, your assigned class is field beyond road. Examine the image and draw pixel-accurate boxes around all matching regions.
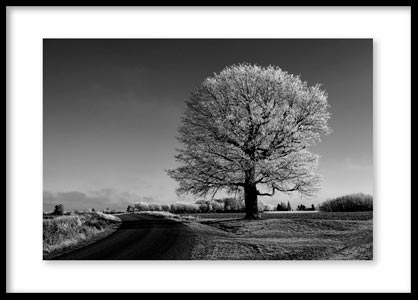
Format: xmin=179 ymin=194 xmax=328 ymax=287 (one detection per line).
xmin=185 ymin=211 xmax=373 ymax=260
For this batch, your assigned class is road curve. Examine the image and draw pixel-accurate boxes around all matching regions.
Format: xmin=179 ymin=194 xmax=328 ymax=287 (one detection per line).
xmin=53 ymin=214 xmax=196 ymax=260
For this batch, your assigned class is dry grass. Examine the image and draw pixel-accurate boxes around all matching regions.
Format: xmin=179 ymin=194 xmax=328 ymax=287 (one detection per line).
xmin=43 ymin=212 xmax=121 ymax=259
xmin=187 ymin=211 xmax=372 ymax=260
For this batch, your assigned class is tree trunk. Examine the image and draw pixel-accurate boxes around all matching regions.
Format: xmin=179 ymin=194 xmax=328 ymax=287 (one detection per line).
xmin=244 ymin=183 xmax=260 ymax=219
xmin=244 ymin=167 xmax=260 ymax=220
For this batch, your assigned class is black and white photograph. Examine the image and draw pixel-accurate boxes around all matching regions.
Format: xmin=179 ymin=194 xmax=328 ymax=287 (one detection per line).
xmin=43 ymin=39 xmax=373 ymax=260
xmin=7 ymin=6 xmax=412 ymax=293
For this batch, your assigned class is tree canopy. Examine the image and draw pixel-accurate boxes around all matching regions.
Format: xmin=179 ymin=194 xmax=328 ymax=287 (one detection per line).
xmin=167 ymin=64 xmax=331 ymax=219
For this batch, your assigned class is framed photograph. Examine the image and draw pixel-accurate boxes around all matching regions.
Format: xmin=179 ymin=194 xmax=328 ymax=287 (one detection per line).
xmin=6 ymin=6 xmax=411 ymax=293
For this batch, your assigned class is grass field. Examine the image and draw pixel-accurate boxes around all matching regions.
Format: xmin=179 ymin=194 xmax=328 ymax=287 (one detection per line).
xmin=43 ymin=212 xmax=121 ymax=259
xmin=183 ymin=211 xmax=373 ymax=260
xmin=186 ymin=211 xmax=372 ymax=221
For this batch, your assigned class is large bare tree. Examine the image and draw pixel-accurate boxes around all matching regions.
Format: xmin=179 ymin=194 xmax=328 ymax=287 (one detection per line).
xmin=167 ymin=64 xmax=331 ymax=219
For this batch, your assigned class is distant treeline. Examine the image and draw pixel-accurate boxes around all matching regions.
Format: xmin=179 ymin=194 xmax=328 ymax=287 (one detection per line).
xmin=319 ymin=193 xmax=373 ymax=212
xmin=45 ymin=193 xmax=373 ymax=216
xmin=43 ymin=205 xmax=125 ymax=216
xmin=127 ymin=198 xmax=248 ymax=214
xmin=127 ymin=198 xmax=317 ymax=214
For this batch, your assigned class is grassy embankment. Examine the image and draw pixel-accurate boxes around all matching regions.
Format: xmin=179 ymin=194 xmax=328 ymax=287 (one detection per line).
xmin=182 ymin=211 xmax=373 ymax=260
xmin=43 ymin=212 xmax=122 ymax=259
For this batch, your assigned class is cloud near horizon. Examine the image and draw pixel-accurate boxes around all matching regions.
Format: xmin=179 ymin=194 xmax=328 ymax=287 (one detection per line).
xmin=43 ymin=189 xmax=156 ymax=212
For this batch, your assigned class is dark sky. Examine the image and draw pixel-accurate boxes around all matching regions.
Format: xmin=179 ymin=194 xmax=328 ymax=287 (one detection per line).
xmin=43 ymin=39 xmax=373 ymax=211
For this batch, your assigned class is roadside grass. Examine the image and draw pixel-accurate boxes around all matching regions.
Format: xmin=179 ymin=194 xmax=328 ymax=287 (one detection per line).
xmin=43 ymin=212 xmax=122 ymax=259
xmin=186 ymin=211 xmax=372 ymax=260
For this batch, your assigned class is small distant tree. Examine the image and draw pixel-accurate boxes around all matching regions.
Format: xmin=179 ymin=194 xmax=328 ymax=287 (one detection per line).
xmin=134 ymin=202 xmax=149 ymax=212
xmin=297 ymin=204 xmax=307 ymax=211
xmin=223 ymin=197 xmax=245 ymax=212
xmin=161 ymin=204 xmax=171 ymax=212
xmin=149 ymin=203 xmax=162 ymax=211
xmin=276 ymin=201 xmax=287 ymax=211
xmin=262 ymin=204 xmax=273 ymax=211
xmin=287 ymin=201 xmax=292 ymax=211
xmin=311 ymin=204 xmax=315 ymax=211
xmin=52 ymin=204 xmax=64 ymax=215
xmin=212 ymin=200 xmax=224 ymax=213
xmin=167 ymin=64 xmax=331 ymax=219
